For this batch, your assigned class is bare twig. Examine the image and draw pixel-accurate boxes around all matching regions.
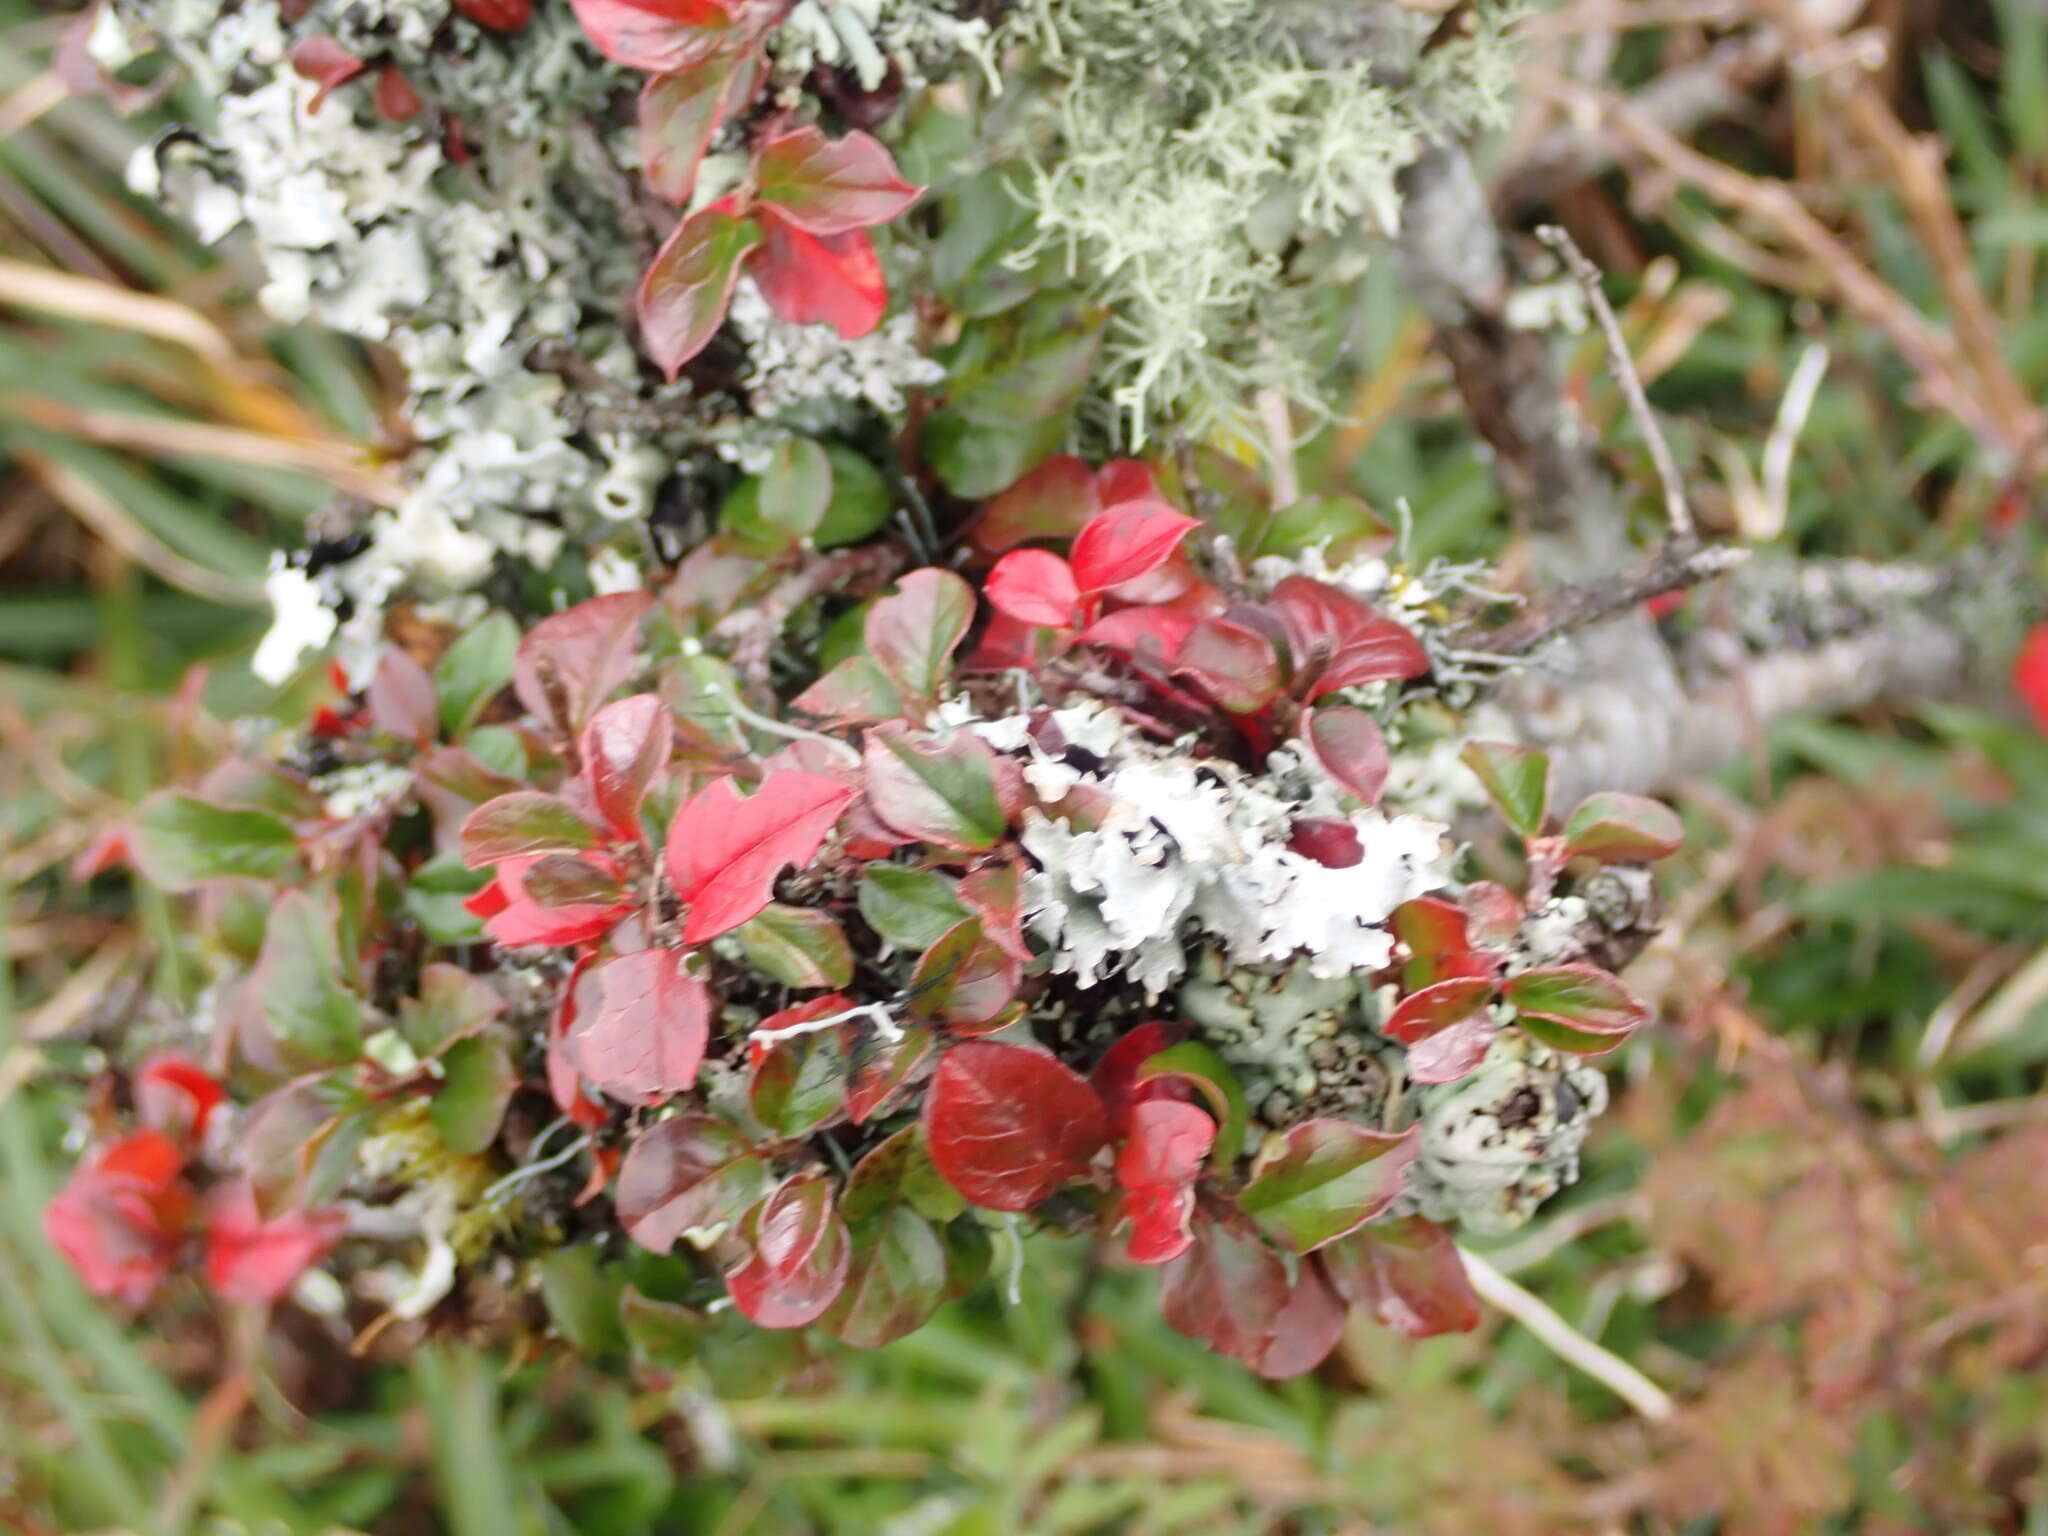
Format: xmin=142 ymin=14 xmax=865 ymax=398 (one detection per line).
xmin=1459 ymin=1247 xmax=1676 ymax=1421
xmin=1470 ymin=540 xmax=1746 ymax=655
xmin=1536 ymin=225 xmax=1695 ymax=547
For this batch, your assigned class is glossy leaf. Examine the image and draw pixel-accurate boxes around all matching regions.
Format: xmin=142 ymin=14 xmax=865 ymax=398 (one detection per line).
xmin=617 ymin=1113 xmax=771 ymax=1254
xmin=829 ymin=1203 xmax=948 ymax=1348
xmin=922 ymin=1041 xmax=1108 ymax=1212
xmin=1173 ymin=618 xmax=1282 ymax=713
xmin=1303 ymin=706 xmax=1390 ymax=806
xmin=907 ymin=918 xmax=1021 ymax=1030
xmin=956 ymin=858 xmax=1030 ymax=964
xmin=862 ymin=723 xmax=1022 ymax=852
xmin=1068 ymin=503 xmax=1200 ymax=592
xmin=845 ymin=1024 xmax=934 ymax=1125
xmin=665 ymin=770 xmax=855 ymax=943
xmin=1267 ymin=575 xmax=1430 ymax=699
xmin=1158 ymin=1216 xmax=1290 ymax=1365
xmin=735 ymin=903 xmax=854 ymax=989
xmin=572 ymin=948 xmax=712 ymax=1102
xmin=984 ymin=548 xmax=1080 ymax=629
xmin=1459 ymin=740 xmax=1551 ymax=840
xmin=749 ymin=216 xmax=885 ymax=338
xmin=581 ymin=694 xmax=671 ymax=841
xmin=459 ymin=792 xmax=599 ymax=868
xmin=1505 ymin=964 xmax=1649 ymax=1052
xmin=1560 ymin=790 xmax=1684 ymax=864
xmin=639 ymin=55 xmax=737 ymax=204
xmin=638 ymin=203 xmax=762 ymax=377
xmin=725 ymin=1172 xmax=851 ymax=1329
xmin=1237 ymin=1119 xmax=1418 ymax=1252
xmin=513 ymin=591 xmax=653 ymax=737
xmin=857 ymin=865 xmax=970 ymax=950
xmin=748 ymin=1024 xmax=848 ymax=1137
xmin=973 ymin=455 xmax=1098 ymax=553
xmin=865 ymin=568 xmax=975 ymax=709
xmin=1385 ymin=976 xmax=1498 ymax=1084
xmin=1116 ymin=1099 xmax=1216 ymax=1265
xmin=1135 ymin=1040 xmax=1249 ymax=1168
xmin=1090 ymin=1021 xmax=1188 ymax=1138
xmin=753 ymin=126 xmax=922 ymax=235
xmin=567 ymin=0 xmax=735 ymax=73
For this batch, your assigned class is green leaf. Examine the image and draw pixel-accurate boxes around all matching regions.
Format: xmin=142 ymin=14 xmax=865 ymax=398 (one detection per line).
xmin=435 ymin=611 xmax=519 ymax=739
xmin=1459 ymin=740 xmax=1551 ymax=839
xmin=749 ymin=1027 xmax=849 ymax=1137
xmin=620 ymin=1286 xmax=706 ymax=1370
xmin=1136 ymin=1041 xmax=1250 ymax=1168
xmin=638 ymin=207 xmax=763 ymax=379
xmin=130 ymin=791 xmax=298 ymax=891
xmin=864 ymin=568 xmax=975 ymax=709
xmin=459 ymin=792 xmax=598 ymax=868
xmin=398 ymin=962 xmax=505 ymax=1056
xmin=1504 ymin=963 xmax=1648 ymax=1053
xmin=726 ymin=437 xmax=833 ymax=553
xmin=828 ymin=1203 xmax=948 ymax=1349
xmin=255 ymin=890 xmax=361 ymax=1068
xmin=735 ymin=903 xmax=854 ymax=989
xmin=536 ymin=1247 xmax=626 ymax=1356
xmin=816 ymin=444 xmax=892 ymax=548
xmin=861 ymin=722 xmax=1019 ymax=851
xmin=858 ymin=866 xmax=969 ymax=950
xmin=924 ymin=408 xmax=1070 ymax=499
xmin=1235 ymin=1119 xmax=1418 ymax=1253
xmin=1560 ymin=791 xmax=1683 ymax=864
xmin=432 ymin=1034 xmax=517 ymax=1155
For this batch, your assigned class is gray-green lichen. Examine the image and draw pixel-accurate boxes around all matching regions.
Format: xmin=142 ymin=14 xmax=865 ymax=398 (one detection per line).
xmin=1001 ymin=0 xmax=1525 ymax=446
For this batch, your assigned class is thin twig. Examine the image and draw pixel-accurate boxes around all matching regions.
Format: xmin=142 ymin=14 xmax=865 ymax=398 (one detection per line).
xmin=1459 ymin=1247 xmax=1676 ymax=1421
xmin=1467 ymin=541 xmax=1747 ymax=655
xmin=1536 ymin=225 xmax=1695 ymax=546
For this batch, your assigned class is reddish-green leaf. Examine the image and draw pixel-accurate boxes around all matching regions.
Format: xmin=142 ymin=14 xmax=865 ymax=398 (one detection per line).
xmin=1236 ymin=1119 xmax=1418 ymax=1253
xmin=1459 ymin=740 xmax=1551 ymax=840
xmin=1320 ymin=1216 xmax=1481 ymax=1337
xmin=367 ymin=646 xmax=437 ymax=742
xmin=513 ymin=591 xmax=653 ymax=736
xmin=581 ymin=693 xmax=671 ymax=841
xmin=865 ymin=568 xmax=975 ymax=709
xmin=908 ymin=918 xmax=1021 ymax=1030
xmin=617 ymin=1113 xmax=771 ymax=1254
xmin=1158 ymin=1216 xmax=1290 ymax=1365
xmin=1504 ymin=964 xmax=1649 ymax=1052
xmin=1560 ymin=790 xmax=1684 ymax=864
xmin=790 ymin=655 xmax=905 ymax=725
xmin=748 ymin=1025 xmax=848 ymax=1137
xmin=1090 ymin=1022 xmax=1187 ymax=1138
xmin=1256 ymin=1260 xmax=1348 ymax=1380
xmin=638 ymin=50 xmax=751 ymax=204
xmin=753 ymin=125 xmax=922 ymax=236
xmin=734 ymin=903 xmax=853 ymax=989
xmin=1173 ymin=618 xmax=1282 ymax=713
xmin=1303 ymin=706 xmax=1390 ymax=806
xmin=1384 ymin=976 xmax=1497 ymax=1084
xmin=459 ymin=792 xmax=599 ymax=869
xmin=725 ymin=1172 xmax=850 ymax=1328
xmin=1135 ymin=1040 xmax=1248 ymax=1168
xmin=566 ymin=0 xmax=735 ymax=73
xmin=638 ymin=203 xmax=762 ymax=378
xmin=828 ymin=1202 xmax=947 ymax=1347
xmin=956 ymin=858 xmax=1030 ymax=964
xmin=749 ymin=216 xmax=887 ymax=337
xmin=846 ymin=1024 xmax=933 ymax=1124
xmin=862 ymin=722 xmax=1022 ymax=852
xmin=973 ymin=455 xmax=1099 ymax=554
xmin=572 ymin=948 xmax=712 ymax=1103
xmin=923 ymin=1041 xmax=1108 ymax=1212
xmin=130 ymin=792 xmax=298 ymax=891
xmin=665 ymin=770 xmax=855 ymax=943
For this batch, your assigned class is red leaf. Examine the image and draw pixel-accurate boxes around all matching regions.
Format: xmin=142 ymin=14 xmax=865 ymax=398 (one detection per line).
xmin=1172 ymin=617 xmax=1282 ymax=713
xmin=2015 ymin=622 xmax=2048 ymax=734
xmin=1256 ymin=1261 xmax=1348 ymax=1380
xmin=1320 ymin=1216 xmax=1481 ymax=1337
xmin=513 ymin=591 xmax=653 ymax=737
xmin=135 ymin=1053 xmax=225 ymax=1143
xmin=1089 ymin=1021 xmax=1189 ymax=1138
xmin=41 ymin=1131 xmax=189 ymax=1307
xmin=203 ymin=1180 xmax=345 ymax=1307
xmin=1267 ymin=576 xmax=1428 ymax=699
xmin=373 ymin=63 xmax=424 ymax=120
xmin=1559 ymin=791 xmax=1684 ymax=864
xmin=1094 ymin=458 xmax=1162 ymax=507
xmin=974 ymin=456 xmax=1099 ymax=555
xmin=617 ymin=1113 xmax=770 ymax=1254
xmin=664 ymin=770 xmax=852 ymax=943
xmin=1303 ymin=706 xmax=1390 ymax=806
xmin=1068 ymin=503 xmax=1199 ymax=593
xmin=450 ymin=0 xmax=533 ymax=29
xmin=1287 ymin=817 xmax=1362 ymax=868
xmin=567 ymin=0 xmax=733 ymax=71
xmin=1158 ymin=1215 xmax=1289 ymax=1364
xmin=548 ymin=955 xmax=608 ymax=1128
xmin=1077 ymin=604 xmax=1197 ymax=663
xmin=638 ymin=50 xmax=752 ymax=204
xmin=846 ymin=1025 xmax=934 ymax=1124
xmin=638 ymin=202 xmax=763 ymax=377
xmin=480 ymin=855 xmax=632 ymax=947
xmin=863 ymin=567 xmax=976 ymax=709
xmin=1503 ymin=964 xmax=1649 ymax=1053
xmin=922 ymin=1041 xmax=1108 ymax=1211
xmin=725 ymin=1172 xmax=851 ymax=1328
xmin=984 ymin=548 xmax=1080 ymax=628
xmin=908 ymin=918 xmax=1021 ymax=1032
xmin=957 ymin=858 xmax=1030 ymax=964
xmin=753 ymin=125 xmax=922 ymax=236
xmin=286 ymin=37 xmax=363 ymax=113
xmin=571 ymin=948 xmax=713 ymax=1102
xmin=580 ymin=693 xmax=671 ymax=841
xmin=748 ymin=213 xmax=887 ymax=338
xmin=1385 ymin=976 xmax=1497 ymax=1085
xmin=1116 ymin=1099 xmax=1215 ymax=1265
